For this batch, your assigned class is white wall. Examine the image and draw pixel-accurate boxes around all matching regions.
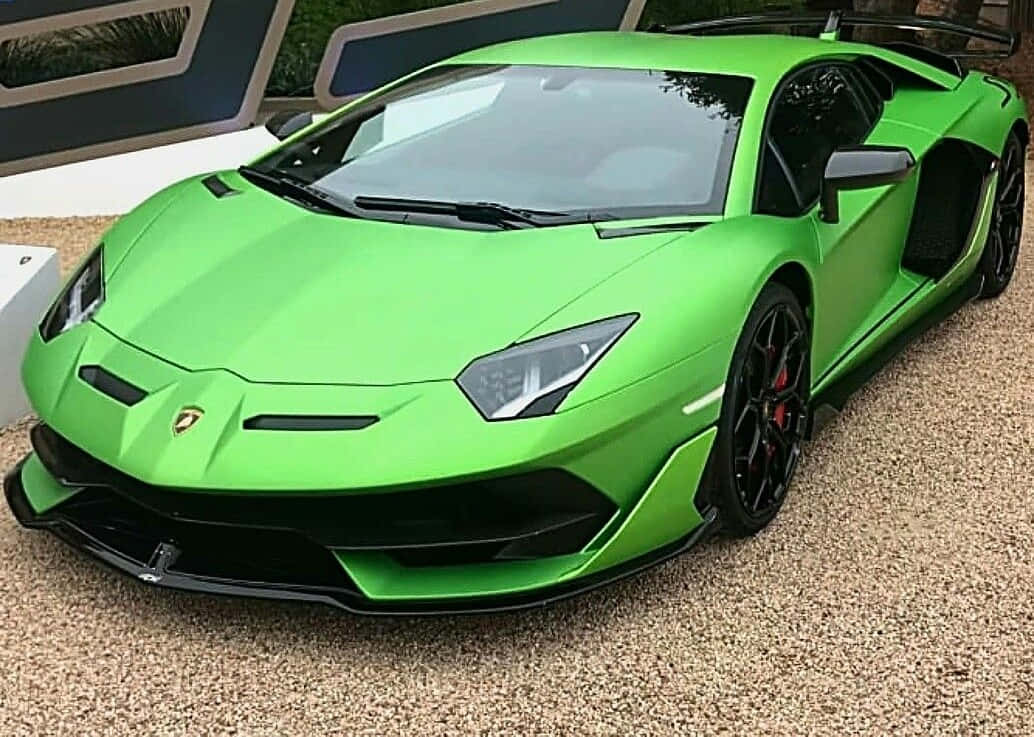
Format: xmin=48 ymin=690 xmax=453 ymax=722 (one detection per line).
xmin=0 ymin=127 xmax=279 ymax=218
xmin=0 ymin=246 xmax=59 ymax=425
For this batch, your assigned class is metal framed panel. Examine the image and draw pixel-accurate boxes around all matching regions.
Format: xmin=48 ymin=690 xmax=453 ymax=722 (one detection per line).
xmin=0 ymin=0 xmax=211 ymax=109
xmin=0 ymin=0 xmax=648 ymax=174
xmin=0 ymin=0 xmax=295 ymax=176
xmin=314 ymin=0 xmax=648 ymax=110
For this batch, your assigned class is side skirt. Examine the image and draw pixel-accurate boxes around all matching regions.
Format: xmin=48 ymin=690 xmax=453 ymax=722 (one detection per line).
xmin=807 ymin=267 xmax=984 ymax=437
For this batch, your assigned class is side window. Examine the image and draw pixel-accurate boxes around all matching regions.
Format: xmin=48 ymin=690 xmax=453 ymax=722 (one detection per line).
xmin=758 ymin=65 xmax=873 ymax=215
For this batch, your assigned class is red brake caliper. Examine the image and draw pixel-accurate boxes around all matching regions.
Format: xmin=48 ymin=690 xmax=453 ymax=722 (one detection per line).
xmin=760 ymin=346 xmax=790 ymax=462
xmin=757 ymin=344 xmax=791 ymax=468
xmin=773 ymin=365 xmax=789 ymax=429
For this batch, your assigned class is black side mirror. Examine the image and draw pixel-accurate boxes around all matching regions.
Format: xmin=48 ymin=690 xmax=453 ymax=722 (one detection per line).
xmin=265 ymin=111 xmax=313 ymax=141
xmin=820 ymin=146 xmax=916 ymax=224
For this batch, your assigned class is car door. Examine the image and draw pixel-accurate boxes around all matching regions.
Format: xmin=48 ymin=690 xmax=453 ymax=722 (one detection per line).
xmin=756 ymin=62 xmax=917 ymax=378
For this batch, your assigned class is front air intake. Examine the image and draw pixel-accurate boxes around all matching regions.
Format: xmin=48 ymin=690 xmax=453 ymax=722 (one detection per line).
xmin=30 ymin=423 xmax=619 ymax=565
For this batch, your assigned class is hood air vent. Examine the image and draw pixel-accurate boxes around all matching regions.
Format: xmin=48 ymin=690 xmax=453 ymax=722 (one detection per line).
xmin=78 ymin=365 xmax=147 ymax=406
xmin=202 ymin=175 xmax=240 ymax=199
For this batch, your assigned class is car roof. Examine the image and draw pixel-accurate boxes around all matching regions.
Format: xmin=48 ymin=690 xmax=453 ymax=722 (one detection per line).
xmin=446 ymin=31 xmax=959 ymax=90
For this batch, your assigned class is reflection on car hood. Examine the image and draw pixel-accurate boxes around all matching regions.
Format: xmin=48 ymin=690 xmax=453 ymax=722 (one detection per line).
xmin=96 ymin=174 xmax=670 ymax=385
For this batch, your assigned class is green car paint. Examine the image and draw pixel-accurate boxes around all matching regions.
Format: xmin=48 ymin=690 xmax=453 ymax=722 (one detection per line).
xmin=8 ymin=29 xmax=1028 ymax=612
xmin=20 ymin=453 xmax=79 ymax=513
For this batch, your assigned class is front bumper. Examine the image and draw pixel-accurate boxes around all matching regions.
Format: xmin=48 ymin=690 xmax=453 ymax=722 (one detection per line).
xmin=12 ymin=321 xmax=728 ymax=613
xmin=4 ymin=427 xmax=720 ymax=614
xmin=22 ymin=322 xmax=729 ymax=496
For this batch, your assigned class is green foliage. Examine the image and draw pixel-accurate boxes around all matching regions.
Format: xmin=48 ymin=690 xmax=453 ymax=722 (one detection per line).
xmin=0 ymin=8 xmax=187 ymax=88
xmin=0 ymin=37 xmax=54 ymax=88
xmin=71 ymin=8 xmax=189 ymax=69
xmin=268 ymin=0 xmax=466 ymax=96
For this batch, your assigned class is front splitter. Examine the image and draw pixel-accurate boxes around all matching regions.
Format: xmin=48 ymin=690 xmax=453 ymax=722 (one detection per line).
xmin=4 ymin=454 xmax=721 ymax=617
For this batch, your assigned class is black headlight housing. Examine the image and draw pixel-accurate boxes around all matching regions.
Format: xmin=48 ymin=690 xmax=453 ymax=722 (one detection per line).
xmin=456 ymin=314 xmax=638 ymax=420
xmin=40 ymin=245 xmax=105 ymax=342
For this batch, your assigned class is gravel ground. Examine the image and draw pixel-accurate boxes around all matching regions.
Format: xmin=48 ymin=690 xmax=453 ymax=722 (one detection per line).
xmin=1 ymin=188 xmax=1033 ymax=736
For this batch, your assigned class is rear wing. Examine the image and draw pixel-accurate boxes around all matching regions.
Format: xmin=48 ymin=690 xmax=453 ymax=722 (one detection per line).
xmin=655 ymin=11 xmax=1021 ymax=61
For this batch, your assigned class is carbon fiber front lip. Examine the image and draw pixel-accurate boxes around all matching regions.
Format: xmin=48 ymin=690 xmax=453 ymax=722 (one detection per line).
xmin=4 ymin=454 xmax=720 ymax=616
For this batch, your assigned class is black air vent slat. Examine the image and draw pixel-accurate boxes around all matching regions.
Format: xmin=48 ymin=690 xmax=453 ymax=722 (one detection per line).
xmin=78 ymin=366 xmax=147 ymax=406
xmin=595 ymin=222 xmax=707 ymax=239
xmin=856 ymin=57 xmax=895 ymax=100
xmin=202 ymin=175 xmax=239 ymax=198
xmin=983 ymin=75 xmax=1013 ymax=107
xmin=243 ymin=415 xmax=379 ymax=431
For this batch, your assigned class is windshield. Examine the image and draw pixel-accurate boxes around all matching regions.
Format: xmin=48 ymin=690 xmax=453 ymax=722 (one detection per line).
xmin=252 ymin=64 xmax=753 ymax=222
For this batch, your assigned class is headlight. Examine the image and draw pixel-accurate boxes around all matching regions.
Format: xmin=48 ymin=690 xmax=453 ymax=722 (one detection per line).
xmin=40 ymin=245 xmax=104 ymax=342
xmin=457 ymin=314 xmax=637 ymax=420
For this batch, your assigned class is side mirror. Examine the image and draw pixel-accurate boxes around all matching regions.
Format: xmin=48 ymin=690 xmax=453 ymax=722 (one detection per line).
xmin=820 ymin=146 xmax=916 ymax=224
xmin=264 ymin=111 xmax=313 ymax=141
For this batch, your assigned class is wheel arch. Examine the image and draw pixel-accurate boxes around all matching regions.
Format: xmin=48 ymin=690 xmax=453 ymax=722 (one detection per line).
xmin=937 ymin=73 xmax=1027 ymax=159
xmin=765 ymin=261 xmax=814 ymax=328
xmin=1011 ymin=118 xmax=1030 ymax=149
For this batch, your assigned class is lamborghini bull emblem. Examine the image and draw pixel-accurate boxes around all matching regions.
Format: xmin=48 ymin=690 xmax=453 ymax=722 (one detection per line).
xmin=173 ymin=408 xmax=204 ymax=436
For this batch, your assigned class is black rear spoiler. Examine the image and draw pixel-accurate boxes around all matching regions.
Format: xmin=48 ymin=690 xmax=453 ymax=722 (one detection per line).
xmin=656 ymin=11 xmax=1021 ymax=60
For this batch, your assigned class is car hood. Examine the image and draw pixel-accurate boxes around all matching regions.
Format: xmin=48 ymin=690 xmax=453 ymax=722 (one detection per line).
xmin=96 ymin=174 xmax=669 ymax=385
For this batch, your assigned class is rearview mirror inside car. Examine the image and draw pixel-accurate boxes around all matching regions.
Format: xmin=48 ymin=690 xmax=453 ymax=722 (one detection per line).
xmin=821 ymin=146 xmax=917 ymax=224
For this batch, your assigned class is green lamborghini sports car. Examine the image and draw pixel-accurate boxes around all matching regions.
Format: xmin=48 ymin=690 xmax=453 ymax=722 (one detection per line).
xmin=4 ymin=13 xmax=1027 ymax=614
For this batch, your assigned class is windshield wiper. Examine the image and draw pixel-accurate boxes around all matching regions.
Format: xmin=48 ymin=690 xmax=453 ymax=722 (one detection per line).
xmin=238 ymin=166 xmax=362 ymax=219
xmin=352 ymin=195 xmax=580 ymax=229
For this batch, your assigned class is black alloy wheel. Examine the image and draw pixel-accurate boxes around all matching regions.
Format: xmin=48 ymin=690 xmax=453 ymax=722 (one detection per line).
xmin=711 ymin=283 xmax=810 ymax=536
xmin=981 ymin=131 xmax=1026 ymax=298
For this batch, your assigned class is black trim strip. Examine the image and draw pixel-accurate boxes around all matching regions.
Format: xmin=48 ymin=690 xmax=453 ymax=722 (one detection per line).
xmin=242 ymin=415 xmax=378 ymax=431
xmin=983 ymin=75 xmax=1013 ymax=108
xmin=594 ymin=222 xmax=708 ymax=240
xmin=878 ymin=42 xmax=963 ymax=78
xmin=856 ymin=57 xmax=895 ymax=100
xmin=77 ymin=365 xmax=147 ymax=407
xmin=4 ymin=455 xmax=721 ymax=616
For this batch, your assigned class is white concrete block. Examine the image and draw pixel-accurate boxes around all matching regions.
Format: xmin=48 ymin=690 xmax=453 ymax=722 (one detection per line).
xmin=0 ymin=245 xmax=60 ymax=426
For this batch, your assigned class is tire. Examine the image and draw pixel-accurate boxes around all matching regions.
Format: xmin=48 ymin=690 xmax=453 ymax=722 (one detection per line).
xmin=979 ymin=130 xmax=1026 ymax=299
xmin=711 ymin=283 xmax=811 ymax=537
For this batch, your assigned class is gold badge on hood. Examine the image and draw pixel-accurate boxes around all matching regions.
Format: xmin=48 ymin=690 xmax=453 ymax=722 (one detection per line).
xmin=173 ymin=408 xmax=204 ymax=436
